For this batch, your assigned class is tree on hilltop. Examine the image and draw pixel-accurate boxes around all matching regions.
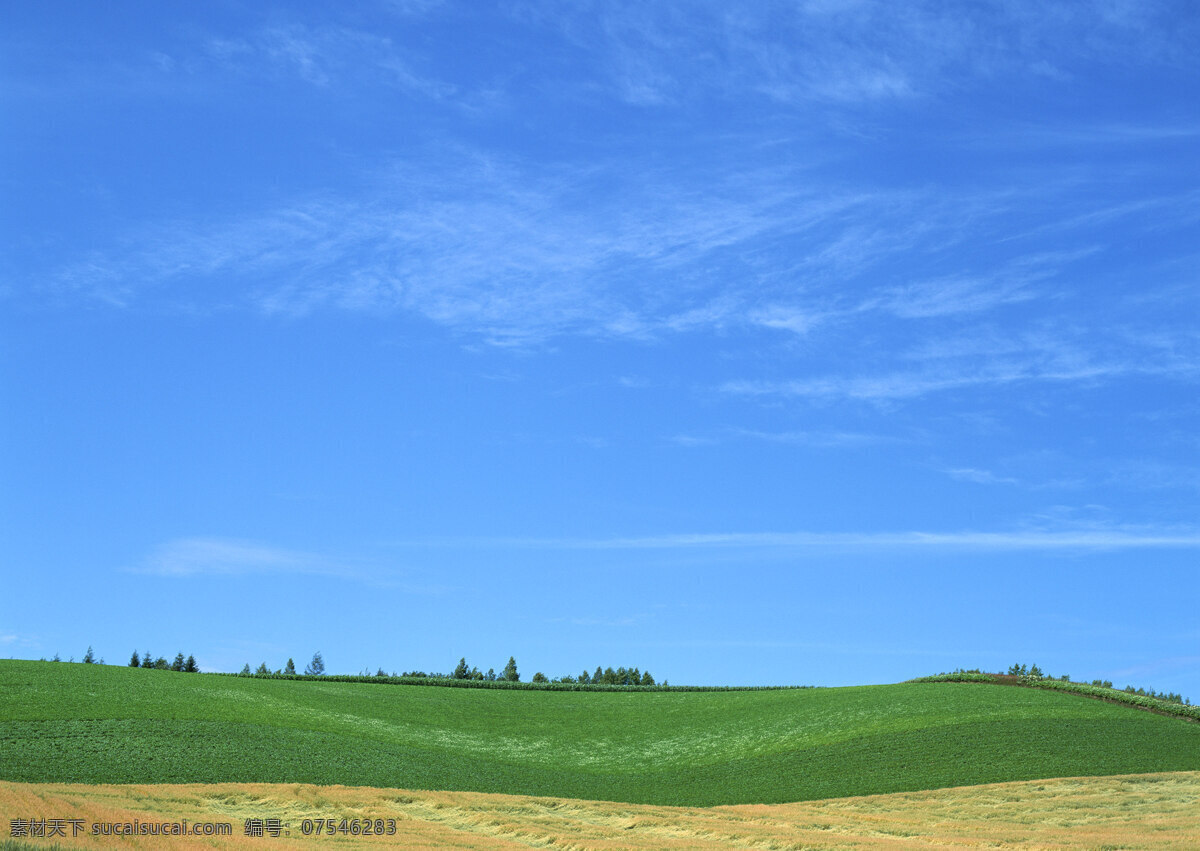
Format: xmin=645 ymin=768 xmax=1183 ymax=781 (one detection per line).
xmin=171 ymin=653 xmax=185 ymax=672
xmin=184 ymin=655 xmax=198 ymax=673
xmin=453 ymin=657 xmax=470 ymax=679
xmin=305 ymin=651 xmax=325 ymax=676
xmin=82 ymin=646 xmax=95 ymax=664
xmin=283 ymin=658 xmax=296 ymax=675
xmin=502 ymin=656 xmax=520 ymax=682
xmin=129 ymin=649 xmax=140 ymax=667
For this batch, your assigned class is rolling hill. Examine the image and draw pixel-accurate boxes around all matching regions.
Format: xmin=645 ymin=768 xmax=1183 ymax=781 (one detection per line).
xmin=2 ymin=659 xmax=1199 ymax=806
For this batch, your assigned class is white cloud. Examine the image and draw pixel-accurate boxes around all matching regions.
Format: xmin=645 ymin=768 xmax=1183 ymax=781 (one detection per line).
xmin=405 ymin=525 xmax=1200 ymax=553
xmin=945 ymin=468 xmax=1018 ymax=485
xmin=130 ymin=537 xmax=453 ymax=594
xmin=134 ymin=538 xmax=341 ymax=577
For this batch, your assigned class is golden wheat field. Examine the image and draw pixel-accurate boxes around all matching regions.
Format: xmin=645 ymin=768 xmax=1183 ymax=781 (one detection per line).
xmin=2 ymin=771 xmax=1198 ymax=850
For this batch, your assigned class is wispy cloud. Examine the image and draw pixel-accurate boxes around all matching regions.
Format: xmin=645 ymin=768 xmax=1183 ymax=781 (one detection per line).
xmin=549 ymin=1 xmax=1196 ymax=108
xmin=722 ymin=325 xmax=1198 ymax=403
xmin=398 ymin=525 xmax=1200 ymax=553
xmin=672 ymin=428 xmax=889 ymax=448
xmin=129 ymin=538 xmax=449 ymax=595
xmin=204 ymin=24 xmax=455 ymax=99
xmin=945 ymin=468 xmax=1018 ymax=485
xmin=132 ymin=538 xmax=352 ymax=578
xmin=49 ymin=155 xmax=874 ymax=342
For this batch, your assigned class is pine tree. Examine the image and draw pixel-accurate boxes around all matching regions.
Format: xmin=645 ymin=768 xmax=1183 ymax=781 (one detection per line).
xmin=453 ymin=657 xmax=470 ymax=679
xmin=184 ymin=655 xmax=198 ymax=673
xmin=82 ymin=646 xmax=95 ymax=664
xmin=593 ymin=665 xmax=603 ymax=684
xmin=485 ymin=668 xmax=496 ymax=681
xmin=532 ymin=672 xmax=548 ymax=683
xmin=154 ymin=657 xmax=169 ymax=670
xmin=255 ymin=662 xmax=270 ymax=675
xmin=142 ymin=652 xmax=153 ymax=668
xmin=240 ymin=663 xmax=251 ymax=675
xmin=640 ymin=671 xmax=655 ymax=686
xmin=171 ymin=653 xmax=185 ymax=672
xmin=129 ymin=649 xmax=140 ymax=667
xmin=502 ymin=656 xmax=519 ymax=682
xmin=283 ymin=658 xmax=296 ymax=675
xmin=579 ymin=669 xmax=591 ymax=684
xmin=305 ymin=651 xmax=325 ymax=676
xmin=603 ymin=666 xmax=616 ymax=685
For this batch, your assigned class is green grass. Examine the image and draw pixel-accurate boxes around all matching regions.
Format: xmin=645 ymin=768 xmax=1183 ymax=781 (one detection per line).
xmin=3 ymin=660 xmax=1200 ymax=806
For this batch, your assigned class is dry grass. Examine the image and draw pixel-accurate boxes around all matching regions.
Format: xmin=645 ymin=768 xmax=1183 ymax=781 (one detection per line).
xmin=3 ymin=771 xmax=1197 ymax=849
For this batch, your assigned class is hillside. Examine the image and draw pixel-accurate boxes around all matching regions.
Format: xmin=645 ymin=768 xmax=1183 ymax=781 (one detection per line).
xmin=3 ymin=660 xmax=1200 ymax=806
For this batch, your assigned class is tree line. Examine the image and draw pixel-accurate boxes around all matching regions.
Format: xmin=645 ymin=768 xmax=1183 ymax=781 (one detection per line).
xmin=130 ymin=649 xmax=200 ymax=672
xmin=436 ymin=657 xmax=660 ymax=686
xmin=43 ymin=648 xmax=665 ymax=688
xmin=937 ymin=664 xmax=1191 ymax=707
xmin=232 ymin=654 xmax=664 ymax=687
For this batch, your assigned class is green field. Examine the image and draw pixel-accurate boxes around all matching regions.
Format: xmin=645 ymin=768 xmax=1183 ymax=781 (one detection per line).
xmin=2 ymin=660 xmax=1199 ymax=806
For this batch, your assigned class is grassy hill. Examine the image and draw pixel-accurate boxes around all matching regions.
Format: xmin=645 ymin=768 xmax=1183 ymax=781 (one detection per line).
xmin=3 ymin=659 xmax=1200 ymax=806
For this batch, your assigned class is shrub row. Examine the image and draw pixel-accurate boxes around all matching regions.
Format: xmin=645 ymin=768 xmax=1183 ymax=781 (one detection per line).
xmin=909 ymin=672 xmax=1200 ymax=722
xmin=213 ymin=672 xmax=816 ymax=692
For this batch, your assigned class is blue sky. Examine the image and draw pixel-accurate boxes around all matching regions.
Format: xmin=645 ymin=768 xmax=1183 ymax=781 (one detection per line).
xmin=2 ymin=1 xmax=1198 ymax=693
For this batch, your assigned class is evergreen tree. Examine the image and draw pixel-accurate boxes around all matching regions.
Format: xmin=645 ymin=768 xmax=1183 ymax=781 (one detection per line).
xmin=184 ymin=655 xmax=198 ymax=673
xmin=532 ymin=672 xmax=548 ymax=683
xmin=51 ymin=653 xmax=60 ymax=662
xmin=485 ymin=668 xmax=496 ymax=681
xmin=129 ymin=649 xmax=140 ymax=667
xmin=1029 ymin=663 xmax=1044 ymax=678
xmin=283 ymin=658 xmax=296 ymax=675
xmin=240 ymin=663 xmax=251 ymax=675
xmin=82 ymin=646 xmax=95 ymax=664
xmin=304 ymin=651 xmax=325 ymax=676
xmin=603 ymin=666 xmax=616 ymax=685
xmin=579 ymin=669 xmax=591 ymax=684
xmin=631 ymin=667 xmax=641 ymax=685
xmin=171 ymin=653 xmax=185 ymax=672
xmin=453 ymin=657 xmax=470 ymax=679
xmin=375 ymin=667 xmax=387 ymax=677
xmin=593 ymin=665 xmax=603 ymax=683
xmin=502 ymin=656 xmax=520 ymax=682
xmin=255 ymin=662 xmax=270 ymax=675
xmin=640 ymin=671 xmax=655 ymax=686
xmin=142 ymin=651 xmax=153 ymax=668
xmin=470 ymin=667 xmax=483 ymax=680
